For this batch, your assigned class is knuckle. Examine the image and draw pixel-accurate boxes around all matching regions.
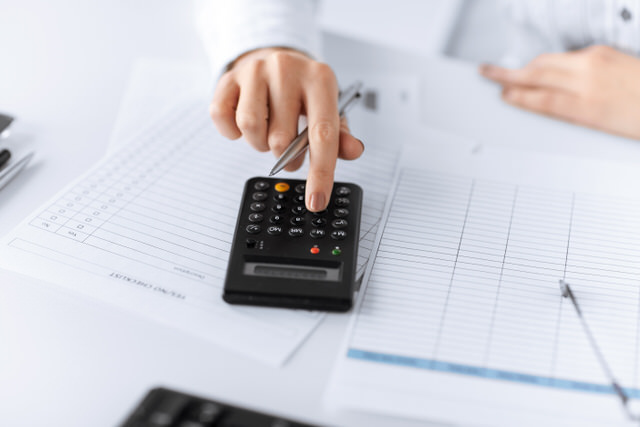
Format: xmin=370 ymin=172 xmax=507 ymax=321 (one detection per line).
xmin=584 ymin=45 xmax=612 ymax=65
xmin=538 ymin=92 xmax=561 ymax=113
xmin=268 ymin=130 xmax=291 ymax=153
xmin=270 ymin=50 xmax=296 ymax=67
xmin=209 ymin=102 xmax=230 ymax=122
xmin=253 ymin=143 xmax=270 ymax=153
xmin=236 ymin=111 xmax=263 ymax=133
xmin=310 ymin=62 xmax=336 ymax=82
xmin=586 ymin=45 xmax=611 ymax=55
xmin=245 ymin=58 xmax=266 ymax=78
xmin=310 ymin=120 xmax=338 ymax=143
xmin=524 ymin=67 xmax=543 ymax=82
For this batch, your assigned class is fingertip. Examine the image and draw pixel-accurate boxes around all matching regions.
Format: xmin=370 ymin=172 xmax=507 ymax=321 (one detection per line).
xmin=307 ymin=189 xmax=329 ymax=212
xmin=305 ymin=173 xmax=333 ymax=212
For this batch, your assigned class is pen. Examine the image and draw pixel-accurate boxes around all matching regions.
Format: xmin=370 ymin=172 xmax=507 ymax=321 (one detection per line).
xmin=0 ymin=151 xmax=34 ymax=191
xmin=269 ymin=81 xmax=363 ymax=176
xmin=0 ymin=149 xmax=10 ymax=170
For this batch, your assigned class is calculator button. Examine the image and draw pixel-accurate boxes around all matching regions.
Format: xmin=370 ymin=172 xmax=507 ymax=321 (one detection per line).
xmin=248 ymin=213 xmax=264 ymax=223
xmin=254 ymin=181 xmax=270 ymax=191
xmin=269 ymin=214 xmax=283 ymax=224
xmin=334 ymin=197 xmax=350 ymax=207
xmin=272 ymin=203 xmax=286 ymax=213
xmin=273 ymin=193 xmax=287 ymax=202
xmin=335 ymin=186 xmax=351 ymax=196
xmin=311 ymin=217 xmax=327 ymax=227
xmin=291 ymin=205 xmax=306 ymax=215
xmin=293 ymin=194 xmax=305 ymax=204
xmin=334 ymin=208 xmax=349 ymax=218
xmin=245 ymin=224 xmax=262 ymax=234
xmin=275 ymin=182 xmax=290 ymax=192
xmin=331 ymin=219 xmax=348 ymax=229
xmin=250 ymin=202 xmax=266 ymax=212
xmin=252 ymin=192 xmax=268 ymax=201
xmin=310 ymin=246 xmax=320 ymax=254
xmin=331 ymin=230 xmax=347 ymax=240
xmin=312 ymin=209 xmax=327 ymax=216
xmin=267 ymin=225 xmax=283 ymax=235
xmin=295 ymin=183 xmax=305 ymax=194
xmin=332 ymin=247 xmax=342 ymax=255
xmin=148 ymin=393 xmax=190 ymax=426
xmin=290 ymin=216 xmax=305 ymax=226
xmin=310 ymin=228 xmax=326 ymax=239
xmin=190 ymin=401 xmax=223 ymax=424
xmin=288 ymin=227 xmax=304 ymax=237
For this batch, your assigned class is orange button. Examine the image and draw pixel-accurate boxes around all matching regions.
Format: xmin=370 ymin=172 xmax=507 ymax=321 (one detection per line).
xmin=310 ymin=247 xmax=320 ymax=254
xmin=274 ymin=182 xmax=290 ymax=192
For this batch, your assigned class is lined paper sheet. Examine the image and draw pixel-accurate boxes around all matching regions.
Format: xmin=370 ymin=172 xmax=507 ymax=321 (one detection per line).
xmin=327 ymin=144 xmax=640 ymax=426
xmin=0 ymin=100 xmax=398 ymax=365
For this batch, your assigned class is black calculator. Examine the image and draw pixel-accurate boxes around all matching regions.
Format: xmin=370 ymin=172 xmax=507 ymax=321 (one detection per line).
xmin=120 ymin=387 xmax=319 ymax=427
xmin=223 ymin=177 xmax=362 ymax=312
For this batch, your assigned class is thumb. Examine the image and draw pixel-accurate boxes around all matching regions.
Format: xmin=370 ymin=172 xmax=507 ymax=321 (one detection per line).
xmin=338 ymin=117 xmax=365 ymax=160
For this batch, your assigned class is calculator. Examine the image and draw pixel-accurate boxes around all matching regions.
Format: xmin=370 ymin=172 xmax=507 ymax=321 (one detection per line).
xmin=120 ymin=387 xmax=318 ymax=427
xmin=223 ymin=177 xmax=362 ymax=312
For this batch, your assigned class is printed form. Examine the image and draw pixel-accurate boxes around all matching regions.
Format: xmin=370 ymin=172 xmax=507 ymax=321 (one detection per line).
xmin=0 ymin=101 xmax=399 ymax=366
xmin=327 ymin=144 xmax=640 ymax=426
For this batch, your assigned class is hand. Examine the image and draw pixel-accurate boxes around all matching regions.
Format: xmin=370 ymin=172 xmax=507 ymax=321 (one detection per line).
xmin=209 ymin=47 xmax=364 ymax=211
xmin=480 ymin=45 xmax=640 ymax=140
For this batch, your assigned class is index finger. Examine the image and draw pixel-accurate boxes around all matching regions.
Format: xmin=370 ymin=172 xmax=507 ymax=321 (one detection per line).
xmin=303 ymin=66 xmax=340 ymax=212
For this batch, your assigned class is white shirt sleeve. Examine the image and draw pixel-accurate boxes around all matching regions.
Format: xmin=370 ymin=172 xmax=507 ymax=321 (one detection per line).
xmin=499 ymin=0 xmax=640 ymax=66
xmin=195 ymin=0 xmax=321 ymax=78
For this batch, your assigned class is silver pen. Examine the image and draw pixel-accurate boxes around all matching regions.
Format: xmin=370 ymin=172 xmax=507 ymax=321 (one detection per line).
xmin=269 ymin=81 xmax=362 ymax=176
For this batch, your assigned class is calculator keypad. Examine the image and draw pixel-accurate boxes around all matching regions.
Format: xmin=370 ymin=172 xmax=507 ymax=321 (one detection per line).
xmin=245 ymin=180 xmax=352 ymax=243
xmin=226 ymin=177 xmax=362 ymax=312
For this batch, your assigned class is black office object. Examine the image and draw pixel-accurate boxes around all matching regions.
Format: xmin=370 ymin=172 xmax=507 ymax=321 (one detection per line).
xmin=120 ymin=387 xmax=319 ymax=427
xmin=0 ymin=149 xmax=10 ymax=169
xmin=223 ymin=177 xmax=362 ymax=312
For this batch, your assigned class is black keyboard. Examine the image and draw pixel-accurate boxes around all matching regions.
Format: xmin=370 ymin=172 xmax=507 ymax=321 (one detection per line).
xmin=121 ymin=387 xmax=320 ymax=427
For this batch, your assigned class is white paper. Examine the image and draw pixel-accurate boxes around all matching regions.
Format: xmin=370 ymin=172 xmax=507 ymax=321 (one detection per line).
xmin=327 ymin=142 xmax=640 ymax=426
xmin=0 ymin=100 xmax=399 ymax=366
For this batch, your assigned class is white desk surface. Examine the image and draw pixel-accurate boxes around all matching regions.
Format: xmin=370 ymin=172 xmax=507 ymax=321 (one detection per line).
xmin=2 ymin=3 xmax=640 ymax=427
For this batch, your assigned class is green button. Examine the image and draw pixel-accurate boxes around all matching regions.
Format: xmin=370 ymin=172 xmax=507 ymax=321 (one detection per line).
xmin=332 ymin=248 xmax=341 ymax=256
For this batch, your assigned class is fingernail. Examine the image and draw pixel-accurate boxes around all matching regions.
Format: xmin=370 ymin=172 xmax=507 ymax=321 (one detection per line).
xmin=309 ymin=192 xmax=326 ymax=212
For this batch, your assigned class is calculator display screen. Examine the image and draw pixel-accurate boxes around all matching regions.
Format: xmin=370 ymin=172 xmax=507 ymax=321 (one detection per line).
xmin=243 ymin=260 xmax=342 ymax=282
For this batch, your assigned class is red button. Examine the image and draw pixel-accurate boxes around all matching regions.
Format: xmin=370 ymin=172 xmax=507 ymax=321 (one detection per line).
xmin=310 ymin=247 xmax=320 ymax=254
